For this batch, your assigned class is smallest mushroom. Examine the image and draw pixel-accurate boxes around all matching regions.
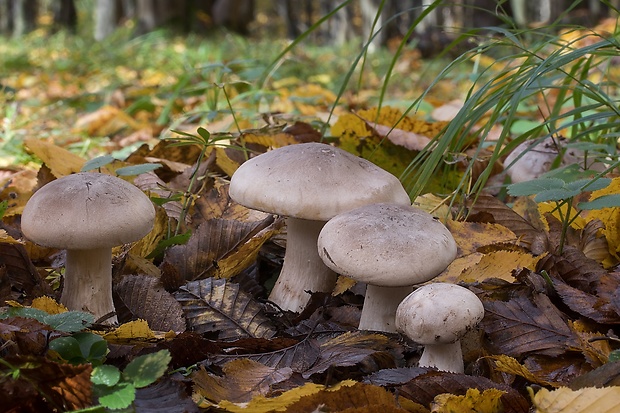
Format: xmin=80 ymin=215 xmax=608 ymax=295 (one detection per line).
xmin=395 ymin=283 xmax=485 ymax=373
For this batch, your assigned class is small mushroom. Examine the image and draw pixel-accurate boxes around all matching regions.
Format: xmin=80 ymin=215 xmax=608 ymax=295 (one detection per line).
xmin=21 ymin=172 xmax=155 ymax=324
xmin=317 ymin=203 xmax=457 ymax=332
xmin=395 ymin=283 xmax=485 ymax=373
xmin=229 ymin=142 xmax=410 ymax=313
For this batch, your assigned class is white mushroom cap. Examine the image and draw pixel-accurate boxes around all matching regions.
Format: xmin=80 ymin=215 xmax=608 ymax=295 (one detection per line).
xmin=317 ymin=203 xmax=457 ymax=287
xmin=229 ymin=142 xmax=411 ymax=220
xmin=395 ymin=283 xmax=485 ymax=344
xmin=22 ymin=172 xmax=155 ymax=249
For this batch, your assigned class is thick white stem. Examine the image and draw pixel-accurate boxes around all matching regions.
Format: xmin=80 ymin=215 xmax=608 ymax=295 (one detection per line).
xmin=419 ymin=341 xmax=464 ymax=373
xmin=61 ymin=248 xmax=117 ymax=324
xmin=268 ymin=217 xmax=337 ymax=313
xmin=359 ymin=284 xmax=414 ymax=332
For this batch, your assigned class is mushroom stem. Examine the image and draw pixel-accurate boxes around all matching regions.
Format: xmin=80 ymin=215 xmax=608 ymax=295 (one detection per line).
xmin=61 ymin=248 xmax=117 ymax=324
xmin=418 ymin=341 xmax=464 ymax=373
xmin=359 ymin=284 xmax=414 ymax=332
xmin=269 ymin=217 xmax=337 ymax=312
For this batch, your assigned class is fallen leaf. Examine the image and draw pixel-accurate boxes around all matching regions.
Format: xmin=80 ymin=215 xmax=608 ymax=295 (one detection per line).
xmin=23 ymin=138 xmax=85 ymax=177
xmin=432 ymin=388 xmax=504 ymax=413
xmin=531 ymin=386 xmax=620 ymax=413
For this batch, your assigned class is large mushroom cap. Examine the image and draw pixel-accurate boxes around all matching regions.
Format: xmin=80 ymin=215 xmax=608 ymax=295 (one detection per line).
xmin=395 ymin=283 xmax=484 ymax=344
xmin=22 ymin=172 xmax=155 ymax=250
xmin=317 ymin=203 xmax=457 ymax=287
xmin=229 ymin=142 xmax=410 ymax=221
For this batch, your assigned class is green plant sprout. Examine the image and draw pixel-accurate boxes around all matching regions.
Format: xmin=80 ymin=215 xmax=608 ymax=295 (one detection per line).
xmin=507 ymin=163 xmax=620 ymax=253
xmin=70 ymin=350 xmax=172 ymax=412
xmin=48 ymin=332 xmax=108 ymax=366
xmin=163 ymin=126 xmax=246 ymax=236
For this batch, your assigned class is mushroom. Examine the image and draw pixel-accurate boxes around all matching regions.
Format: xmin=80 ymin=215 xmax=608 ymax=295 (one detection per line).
xmin=395 ymin=283 xmax=485 ymax=373
xmin=229 ymin=142 xmax=410 ymax=313
xmin=317 ymin=203 xmax=457 ymax=332
xmin=21 ymin=172 xmax=155 ymax=324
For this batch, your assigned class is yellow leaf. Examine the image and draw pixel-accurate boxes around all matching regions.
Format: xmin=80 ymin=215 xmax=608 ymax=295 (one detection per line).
xmin=332 ymin=275 xmax=357 ymax=296
xmin=102 ymin=319 xmax=155 ymax=342
xmin=30 ymin=296 xmax=68 ymax=315
xmin=439 ymin=250 xmax=543 ymax=284
xmin=587 ymin=177 xmax=620 ymax=261
xmin=24 ymin=138 xmax=85 ymax=177
xmin=489 ymin=355 xmax=557 ymax=387
xmin=446 ymin=221 xmax=517 ymax=256
xmin=531 ymin=386 xmax=620 ymax=413
xmin=538 ymin=202 xmax=586 ymax=230
xmin=0 ymin=229 xmax=22 ymax=244
xmin=215 ymin=380 xmax=357 ymax=412
xmin=432 ymin=388 xmax=504 ymax=413
xmin=73 ymin=105 xmax=145 ymax=136
xmin=413 ymin=194 xmax=451 ymax=222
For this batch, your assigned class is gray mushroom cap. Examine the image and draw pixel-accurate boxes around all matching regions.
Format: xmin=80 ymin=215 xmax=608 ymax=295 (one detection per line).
xmin=317 ymin=203 xmax=457 ymax=287
xmin=229 ymin=142 xmax=411 ymax=221
xmin=396 ymin=283 xmax=485 ymax=344
xmin=21 ymin=172 xmax=155 ymax=250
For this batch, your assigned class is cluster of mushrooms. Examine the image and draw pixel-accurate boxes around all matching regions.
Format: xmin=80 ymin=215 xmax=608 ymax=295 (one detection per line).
xmin=229 ymin=142 xmax=485 ymax=374
xmin=20 ymin=142 xmax=484 ymax=374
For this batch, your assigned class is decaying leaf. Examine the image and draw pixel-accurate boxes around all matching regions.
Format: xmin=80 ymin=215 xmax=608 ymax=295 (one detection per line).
xmin=0 ymin=241 xmax=53 ymax=303
xmin=0 ymin=355 xmax=92 ymax=411
xmin=446 ymin=220 xmax=518 ymax=256
xmin=481 ymin=292 xmax=579 ymax=358
xmin=467 ymin=195 xmax=549 ymax=255
xmin=397 ymin=370 xmax=531 ymax=413
xmin=192 ymin=359 xmax=292 ymax=404
xmin=134 ymin=377 xmax=200 ymax=413
xmin=163 ymin=215 xmax=282 ymax=281
xmin=114 ymin=274 xmax=186 ymax=332
xmin=212 ymin=336 xmax=321 ymax=373
xmin=174 ymin=278 xmax=276 ymax=340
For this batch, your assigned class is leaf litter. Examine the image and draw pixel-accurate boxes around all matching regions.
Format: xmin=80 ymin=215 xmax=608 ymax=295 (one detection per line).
xmin=3 ymin=22 xmax=620 ymax=413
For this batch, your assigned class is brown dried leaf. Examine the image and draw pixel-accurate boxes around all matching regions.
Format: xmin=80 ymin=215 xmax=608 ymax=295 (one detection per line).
xmin=481 ymin=292 xmax=579 ymax=358
xmin=0 ymin=242 xmax=53 ymax=303
xmin=570 ymin=361 xmax=620 ymax=389
xmin=213 ymin=336 xmax=320 ymax=373
xmin=114 ymin=274 xmax=186 ymax=332
xmin=0 ymin=316 xmax=52 ymax=356
xmin=163 ymin=215 xmax=281 ymax=281
xmin=467 ymin=195 xmax=549 ymax=255
xmin=192 ymin=359 xmax=292 ymax=403
xmin=523 ymin=354 xmax=594 ymax=387
xmin=285 ymin=381 xmax=415 ymax=413
xmin=174 ymin=278 xmax=276 ymax=340
xmin=0 ymin=356 xmax=92 ymax=411
xmin=133 ymin=377 xmax=200 ymax=413
xmin=302 ymin=331 xmax=402 ymax=378
xmin=397 ymin=371 xmax=531 ymax=413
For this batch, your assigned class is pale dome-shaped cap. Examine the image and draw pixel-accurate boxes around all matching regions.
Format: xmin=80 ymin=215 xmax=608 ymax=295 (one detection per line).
xmin=229 ymin=142 xmax=410 ymax=221
xmin=22 ymin=172 xmax=155 ymax=250
xmin=396 ymin=283 xmax=484 ymax=344
xmin=317 ymin=203 xmax=457 ymax=287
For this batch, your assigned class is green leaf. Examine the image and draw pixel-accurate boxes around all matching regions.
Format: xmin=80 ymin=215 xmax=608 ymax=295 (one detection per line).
xmin=81 ymin=155 xmax=116 ymax=172
xmin=579 ymin=194 xmax=620 ymax=210
xmin=115 ymin=163 xmax=162 ymax=176
xmin=96 ymin=382 xmax=136 ymax=409
xmin=564 ymin=178 xmax=611 ymax=193
xmin=146 ymin=231 xmax=192 ymax=259
xmin=507 ymin=178 xmax=565 ymax=197
xmin=92 ymin=365 xmax=121 ymax=387
xmin=535 ymin=188 xmax=581 ymax=203
xmin=608 ymin=349 xmax=620 ymax=363
xmin=0 ymin=200 xmax=8 ymax=219
xmin=44 ymin=311 xmax=94 ymax=332
xmin=49 ymin=336 xmax=82 ymax=362
xmin=122 ymin=350 xmax=171 ymax=388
